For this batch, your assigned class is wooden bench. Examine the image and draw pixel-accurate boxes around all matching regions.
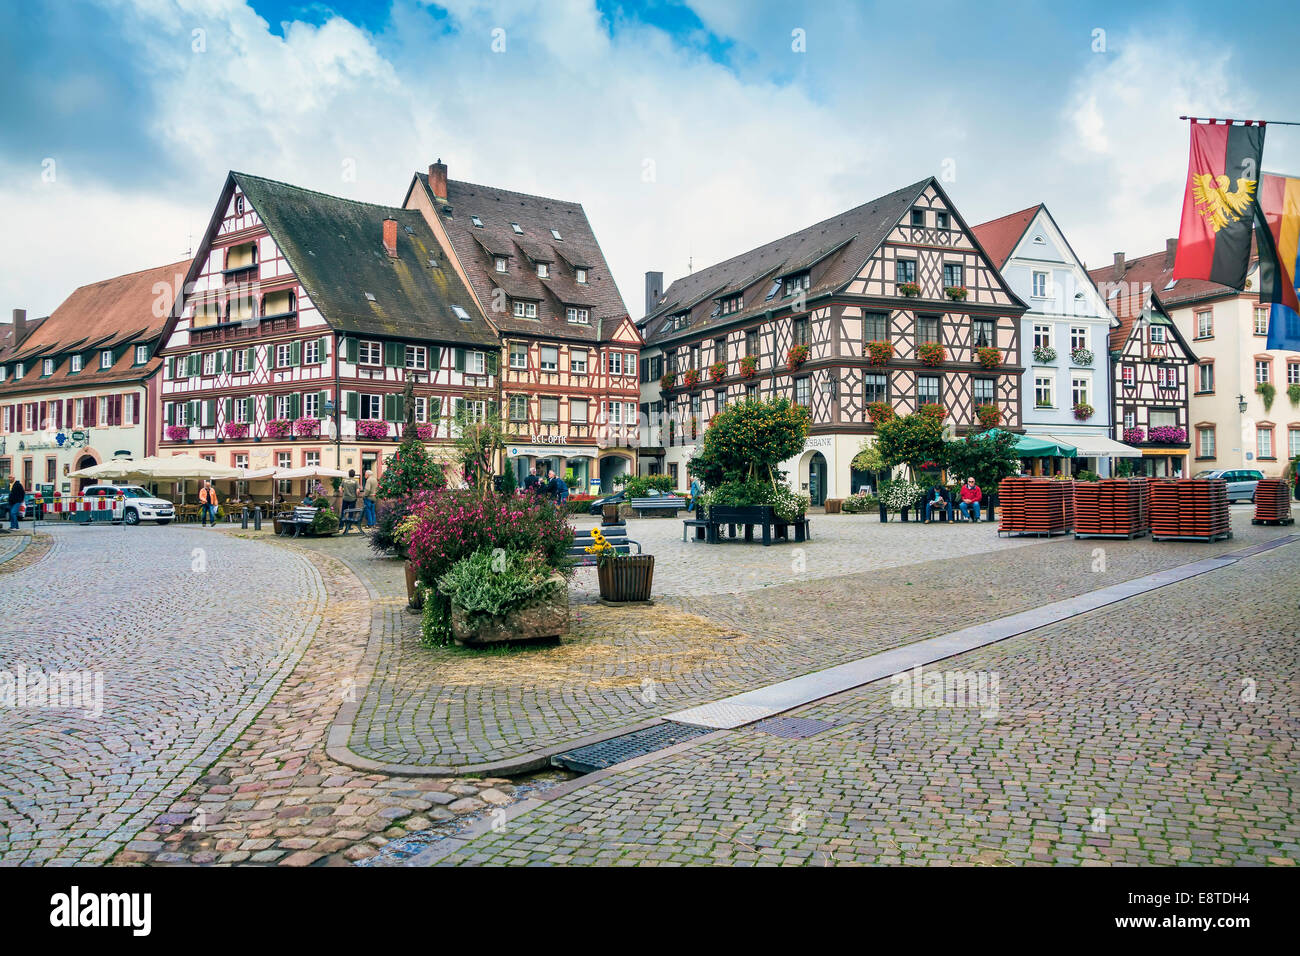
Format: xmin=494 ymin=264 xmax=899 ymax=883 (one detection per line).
xmin=339 ymin=507 xmax=363 ymax=535
xmin=276 ymin=505 xmax=323 ymax=537
xmin=631 ymin=495 xmax=685 ymax=517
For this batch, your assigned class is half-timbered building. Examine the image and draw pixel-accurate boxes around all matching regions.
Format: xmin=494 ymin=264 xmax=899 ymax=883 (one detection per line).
xmin=1088 ymin=253 xmax=1197 ymax=477
xmin=158 ymin=172 xmax=498 ymax=486
xmin=638 ymin=177 xmax=1027 ymax=503
xmin=404 ymin=161 xmax=641 ymax=494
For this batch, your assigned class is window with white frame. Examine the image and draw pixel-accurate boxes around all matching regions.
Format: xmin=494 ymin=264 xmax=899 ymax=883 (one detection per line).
xmin=304 ymin=392 xmax=319 ymax=419
xmin=70 ymin=355 xmax=81 ymax=373
xmin=1034 ymin=374 xmax=1054 ymax=407
xmin=1150 ymin=409 xmax=1177 ymax=428
xmin=235 ymin=453 xmax=248 ymax=469
xmin=1159 ymin=365 xmax=1178 ymax=389
xmin=1255 ymin=308 xmax=1270 ymax=335
xmin=1032 ymin=272 xmax=1049 ymax=297
xmin=275 ymin=394 xmax=294 ymax=419
xmin=1290 ymin=426 xmax=1300 ymax=459
xmin=1149 ymin=325 xmax=1166 ymax=344
xmin=74 ymin=398 xmax=86 ymax=427
xmin=42 ymin=358 xmax=54 ymax=376
xmin=234 ymin=350 xmax=248 ymax=373
xmin=566 ymin=307 xmax=589 ymax=324
xmin=509 ymin=394 xmax=527 ymax=421
xmin=1071 ymin=373 xmax=1090 ymax=407
xmin=571 ymin=350 xmax=587 ymax=374
xmin=794 ymin=377 xmax=811 ymax=407
xmin=575 ymin=268 xmax=587 ymax=284
xmin=359 ymin=340 xmax=381 ymax=365
xmin=607 ymin=352 xmax=623 ymax=376
xmin=1123 ymin=409 xmax=1136 ymax=430
xmin=1033 ymin=324 xmax=1052 ymax=349
xmin=509 ymin=343 xmax=528 ymax=369
xmin=1196 ymin=310 xmax=1213 ymax=338
xmin=14 ymin=363 xmax=23 ymax=378
xmin=233 ymin=399 xmax=248 ymax=423
xmin=1257 ymin=426 xmax=1274 ymax=459
xmin=1289 ymin=362 xmax=1300 ymax=385
xmin=135 ymin=345 xmax=149 ymax=365
xmin=540 ymin=397 xmax=559 ymax=423
xmin=513 ymin=300 xmax=538 ymax=319
xmin=1256 ymin=360 xmax=1271 ymax=384
xmin=203 ymin=352 xmax=216 ymax=376
xmin=413 ymin=397 xmax=428 ymax=423
xmin=570 ymin=398 xmax=588 ymax=424
xmin=275 ymin=344 xmax=292 ymax=368
xmin=1197 ymin=426 xmax=1216 ymax=458
xmin=405 ymin=345 xmax=426 ymax=370
xmin=1070 ymin=327 xmax=1087 ymax=352
xmin=540 ymin=346 xmax=558 ymax=371
xmin=304 ymin=339 xmax=321 ymax=365
xmin=1121 ymin=364 xmax=1135 ymax=388
xmin=304 ymin=451 xmax=320 ymax=469
xmin=101 ymin=350 xmax=113 ymax=369
xmin=606 ymin=401 xmax=623 ymax=425
xmin=360 ymin=394 xmax=381 ymax=420
xmin=277 ymin=452 xmax=292 ymax=470
xmin=1198 ymin=362 xmax=1214 ymax=393
xmin=536 ymin=262 xmax=549 ymax=279
xmin=495 ymin=256 xmax=507 ymax=273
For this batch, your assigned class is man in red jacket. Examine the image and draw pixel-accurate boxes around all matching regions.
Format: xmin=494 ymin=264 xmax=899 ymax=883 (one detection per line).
xmin=958 ymin=476 xmax=982 ymax=522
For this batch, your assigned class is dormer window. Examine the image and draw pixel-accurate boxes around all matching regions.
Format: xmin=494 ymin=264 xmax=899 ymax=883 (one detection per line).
xmin=537 ymin=262 xmax=549 ymax=279
xmin=720 ymin=295 xmax=743 ymax=315
xmin=784 ymin=273 xmax=810 ymax=297
xmin=550 ymin=229 xmax=563 ymax=240
xmin=511 ymin=222 xmax=523 ymax=234
xmin=513 ymin=300 xmax=538 ymax=319
xmin=15 ymin=363 xmax=24 ymax=378
xmin=471 ymin=216 xmax=484 ymax=228
xmin=135 ymin=345 xmax=149 ymax=365
xmin=567 ymin=307 xmax=589 ymax=324
xmin=100 ymin=350 xmax=113 ymax=369
xmin=0 ymin=366 xmax=5 ymax=381
xmin=70 ymin=355 xmax=82 ymax=373
xmin=575 ymin=268 xmax=587 ymax=284
xmin=495 ymin=256 xmax=508 ymax=273
xmin=42 ymin=358 xmax=54 ymax=376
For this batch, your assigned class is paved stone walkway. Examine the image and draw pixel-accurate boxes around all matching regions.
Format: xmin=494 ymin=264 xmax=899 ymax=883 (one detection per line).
xmin=0 ymin=531 xmax=47 ymax=575
xmin=0 ymin=524 xmax=323 ymax=864
xmin=434 ymin=540 xmax=1300 ymax=866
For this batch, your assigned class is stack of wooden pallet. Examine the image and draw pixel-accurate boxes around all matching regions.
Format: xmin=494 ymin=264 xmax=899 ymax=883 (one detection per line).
xmin=1252 ymin=478 xmax=1294 ymax=525
xmin=1150 ymin=478 xmax=1231 ymax=541
xmin=997 ymin=477 xmax=1073 ymax=537
xmin=1073 ymin=478 xmax=1150 ymax=539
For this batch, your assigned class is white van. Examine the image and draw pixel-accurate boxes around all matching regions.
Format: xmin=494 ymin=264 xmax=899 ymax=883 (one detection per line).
xmin=82 ymin=485 xmax=176 ymax=525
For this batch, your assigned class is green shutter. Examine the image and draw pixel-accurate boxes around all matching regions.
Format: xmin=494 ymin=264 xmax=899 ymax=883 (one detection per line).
xmin=288 ymin=393 xmax=299 ymax=419
xmin=429 ymin=397 xmax=442 ymax=421
xmin=345 ymin=391 xmax=359 ymax=420
xmin=382 ymin=394 xmax=395 ymax=422
xmin=395 ymin=394 xmax=406 ymax=423
xmin=165 ymin=402 xmax=174 ymax=425
xmin=318 ymin=337 xmax=328 ymax=364
xmin=487 ymin=399 xmax=498 ymax=420
xmin=223 ymin=398 xmax=232 ymax=423
xmin=430 ymin=346 xmax=442 ymax=371
xmin=244 ymin=397 xmax=254 ymax=422
xmin=487 ymin=351 xmax=499 ymax=375
xmin=245 ymin=347 xmax=255 ymax=371
xmin=454 ymin=349 xmax=466 ymax=372
xmin=166 ymin=356 xmax=174 ymax=379
xmin=290 ymin=340 xmax=301 ymax=367
xmin=204 ymin=399 xmax=216 ymax=427
xmin=266 ymin=395 xmax=275 ymax=421
xmin=317 ymin=391 xmax=328 ymax=418
xmin=454 ymin=398 xmax=465 ymax=420
xmin=225 ymin=348 xmax=234 ymax=372
xmin=344 ymin=338 xmax=358 ymax=363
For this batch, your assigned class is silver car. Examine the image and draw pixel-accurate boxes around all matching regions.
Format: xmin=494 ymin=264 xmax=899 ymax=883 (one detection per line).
xmin=1193 ymin=469 xmax=1264 ymax=503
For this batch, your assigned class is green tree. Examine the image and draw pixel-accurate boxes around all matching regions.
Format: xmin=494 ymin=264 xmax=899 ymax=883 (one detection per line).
xmin=687 ymin=397 xmax=810 ymax=488
xmin=453 ymin=407 xmax=507 ymax=491
xmin=942 ymin=428 xmax=1021 ymax=492
xmin=874 ymin=413 xmax=946 ymax=477
xmin=377 ymin=433 xmax=447 ymax=499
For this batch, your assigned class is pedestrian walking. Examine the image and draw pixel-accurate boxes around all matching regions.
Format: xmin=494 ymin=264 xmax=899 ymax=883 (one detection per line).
xmin=5 ymin=476 xmax=25 ymax=532
xmin=552 ymin=470 xmax=569 ymax=506
xmin=340 ymin=469 xmax=359 ymax=519
xmin=199 ymin=480 xmax=220 ymax=526
xmin=362 ymin=469 xmax=378 ymax=528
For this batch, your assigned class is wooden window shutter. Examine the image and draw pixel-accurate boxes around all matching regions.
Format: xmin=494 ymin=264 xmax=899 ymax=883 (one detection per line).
xmin=430 ymin=346 xmax=441 ymax=371
xmin=429 ymin=397 xmax=442 ymax=421
xmin=166 ymin=356 xmax=174 ymax=379
xmin=318 ymin=337 xmax=329 ymax=362
xmin=165 ymin=402 xmax=174 ymax=425
xmin=382 ymin=393 xmax=395 ymax=422
xmin=487 ymin=351 xmax=499 ymax=375
xmin=454 ymin=398 xmax=464 ymax=420
xmin=266 ymin=395 xmax=275 ymax=421
xmin=487 ymin=400 xmax=498 ymax=419
xmin=223 ymin=398 xmax=232 ymax=423
xmin=344 ymin=338 xmax=358 ymax=363
xmin=245 ymin=347 xmax=255 ymax=370
xmin=317 ymin=390 xmax=328 ymax=416
xmin=290 ymin=340 xmax=302 ymax=367
xmin=345 ymin=391 xmax=359 ymax=419
xmin=204 ymin=399 xmax=216 ymax=426
xmin=65 ymin=399 xmax=73 ymax=424
xmin=455 ymin=348 xmax=466 ymax=372
xmin=290 ymin=393 xmax=301 ymax=419
xmin=244 ymin=397 xmax=253 ymax=422
xmin=395 ymin=393 xmax=406 ymax=423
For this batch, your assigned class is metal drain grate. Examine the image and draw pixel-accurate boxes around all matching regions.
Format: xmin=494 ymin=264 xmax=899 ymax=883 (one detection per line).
xmin=749 ymin=716 xmax=839 ymax=739
xmin=551 ymin=722 xmax=714 ymax=774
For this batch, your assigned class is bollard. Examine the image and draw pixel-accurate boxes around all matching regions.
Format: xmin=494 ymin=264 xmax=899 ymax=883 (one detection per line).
xmin=241 ymin=506 xmax=249 ymax=530
xmin=253 ymin=506 xmax=262 ymax=531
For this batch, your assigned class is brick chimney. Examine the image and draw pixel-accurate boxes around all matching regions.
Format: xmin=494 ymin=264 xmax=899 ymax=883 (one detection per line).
xmin=1112 ymin=252 xmax=1125 ymax=280
xmin=1165 ymin=238 xmax=1177 ymax=269
xmin=11 ymin=308 xmax=26 ymax=345
xmin=644 ymin=271 xmax=663 ymax=317
xmin=382 ymin=218 xmax=398 ymax=258
xmin=428 ymin=158 xmax=448 ymax=201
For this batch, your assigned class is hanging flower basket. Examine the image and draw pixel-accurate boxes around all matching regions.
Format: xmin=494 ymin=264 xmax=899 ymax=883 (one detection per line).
xmin=1070 ymin=347 xmax=1094 ymax=367
xmin=683 ymin=368 xmax=701 ymax=387
xmin=977 ymin=346 xmax=1002 ymax=369
xmin=660 ymin=371 xmax=677 ymax=390
xmin=708 ymin=361 xmax=726 ymax=383
xmin=786 ymin=344 xmax=810 ymax=371
xmin=917 ymin=342 xmax=946 ymax=367
xmin=266 ymin=418 xmax=293 ymax=439
xmin=867 ymin=401 xmax=895 ymax=423
xmin=1122 ymin=427 xmax=1146 ymax=444
xmin=1032 ymin=345 xmax=1058 ymax=363
xmin=739 ymin=355 xmax=757 ymax=379
xmin=975 ymin=403 xmax=1002 ymax=428
xmin=1072 ymin=402 xmax=1095 ymax=422
xmin=944 ymin=286 xmax=968 ymax=301
xmin=355 ymin=420 xmax=390 ymax=440
xmin=898 ymin=282 xmax=921 ymax=297
xmin=918 ymin=403 xmax=947 ymax=421
xmin=865 ymin=340 xmax=894 ymax=366
xmin=221 ymin=421 xmax=249 ymax=439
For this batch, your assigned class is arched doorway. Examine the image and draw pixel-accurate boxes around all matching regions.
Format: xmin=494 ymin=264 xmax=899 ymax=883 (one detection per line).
xmin=599 ymin=454 xmax=630 ymax=495
xmin=76 ymin=454 xmax=98 ymax=493
xmin=808 ymin=452 xmax=828 ymax=507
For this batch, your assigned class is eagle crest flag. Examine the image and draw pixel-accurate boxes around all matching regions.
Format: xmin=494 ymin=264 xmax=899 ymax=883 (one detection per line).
xmin=1173 ymin=120 xmax=1265 ymax=290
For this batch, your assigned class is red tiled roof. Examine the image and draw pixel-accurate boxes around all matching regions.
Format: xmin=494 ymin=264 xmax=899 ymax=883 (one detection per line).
xmin=970 ymin=204 xmax=1042 ymax=269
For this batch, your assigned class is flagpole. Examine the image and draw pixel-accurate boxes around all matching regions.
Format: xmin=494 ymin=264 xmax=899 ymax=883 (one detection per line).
xmin=1180 ymin=115 xmax=1300 ymax=127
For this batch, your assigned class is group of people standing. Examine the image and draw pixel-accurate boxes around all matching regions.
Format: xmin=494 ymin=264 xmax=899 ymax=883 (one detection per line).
xmin=522 ymin=463 xmax=569 ymax=504
xmin=340 ymin=469 xmax=379 ymax=527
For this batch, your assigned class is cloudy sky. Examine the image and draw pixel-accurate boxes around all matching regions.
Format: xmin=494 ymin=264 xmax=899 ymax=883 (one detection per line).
xmin=3 ymin=0 xmax=1299 ymax=319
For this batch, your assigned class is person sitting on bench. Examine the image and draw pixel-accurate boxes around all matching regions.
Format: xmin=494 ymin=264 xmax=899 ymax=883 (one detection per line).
xmin=958 ymin=476 xmax=982 ymax=522
xmin=922 ymin=485 xmax=949 ymax=523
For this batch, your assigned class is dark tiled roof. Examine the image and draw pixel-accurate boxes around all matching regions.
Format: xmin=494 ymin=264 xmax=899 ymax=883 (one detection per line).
xmin=970 ymin=204 xmax=1042 ymax=269
xmin=641 ymin=179 xmax=932 ymax=345
xmin=232 ymin=172 xmax=496 ymax=347
xmin=0 ymin=262 xmax=187 ymax=398
xmin=414 ymin=172 xmax=630 ymax=343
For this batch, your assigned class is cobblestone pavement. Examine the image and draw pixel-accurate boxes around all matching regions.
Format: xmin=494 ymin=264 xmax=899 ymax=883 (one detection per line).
xmin=286 ymin=511 xmax=1292 ymax=772
xmin=0 ymin=524 xmax=323 ymax=864
xmin=437 ymin=540 xmax=1300 ymax=866
xmin=0 ymin=531 xmax=48 ymax=575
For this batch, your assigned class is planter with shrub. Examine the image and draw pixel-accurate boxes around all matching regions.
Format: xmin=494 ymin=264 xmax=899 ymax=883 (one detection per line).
xmin=898 ymin=281 xmax=920 ymax=297
xmin=944 ymin=286 xmax=968 ymax=301
xmin=266 ymin=418 xmax=293 ymax=440
xmin=977 ymin=346 xmax=1002 ymax=369
xmin=975 ymin=403 xmax=1002 ymax=428
xmin=1032 ymin=344 xmax=1057 ymax=363
xmin=917 ymin=342 xmax=946 ymax=367
xmin=708 ymin=361 xmax=726 ymax=383
xmin=660 ymin=371 xmax=677 ymax=390
xmin=739 ymin=355 xmax=757 ymax=379
xmin=1072 ymin=402 xmax=1094 ymax=421
xmin=865 ymin=340 xmax=894 ymax=366
xmin=438 ymin=547 xmax=569 ymax=645
xmin=867 ymin=401 xmax=895 ymax=424
xmin=1070 ymin=347 xmax=1094 ymax=367
xmin=786 ymin=344 xmax=810 ymax=371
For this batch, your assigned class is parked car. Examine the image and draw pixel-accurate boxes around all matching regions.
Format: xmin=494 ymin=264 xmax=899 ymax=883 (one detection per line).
xmin=587 ymin=486 xmax=667 ymax=515
xmin=82 ymin=484 xmax=176 ymax=525
xmin=0 ymin=492 xmax=43 ymax=523
xmin=1192 ymin=469 xmax=1264 ymax=503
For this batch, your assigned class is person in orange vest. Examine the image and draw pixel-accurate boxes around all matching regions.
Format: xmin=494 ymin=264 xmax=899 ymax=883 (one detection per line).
xmin=199 ymin=480 xmax=219 ymax=527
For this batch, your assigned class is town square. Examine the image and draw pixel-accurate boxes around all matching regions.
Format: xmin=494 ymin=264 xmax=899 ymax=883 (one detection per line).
xmin=0 ymin=0 xmax=1297 ymax=931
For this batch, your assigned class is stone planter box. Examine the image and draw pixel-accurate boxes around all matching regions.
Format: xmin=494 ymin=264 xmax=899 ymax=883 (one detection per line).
xmin=597 ymin=554 xmax=655 ymax=603
xmin=450 ymin=574 xmax=568 ymax=646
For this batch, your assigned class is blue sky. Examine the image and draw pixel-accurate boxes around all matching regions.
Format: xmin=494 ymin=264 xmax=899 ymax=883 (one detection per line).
xmin=2 ymin=0 xmax=1299 ymax=318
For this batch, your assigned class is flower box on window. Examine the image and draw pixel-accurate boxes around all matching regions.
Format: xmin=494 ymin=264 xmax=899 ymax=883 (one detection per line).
xmin=786 ymin=344 xmax=810 ymax=371
xmin=1072 ymin=402 xmax=1094 ymax=422
xmin=739 ymin=355 xmax=758 ymax=379
xmin=166 ymin=425 xmax=190 ymax=442
xmin=415 ymin=423 xmax=434 ymax=441
xmin=1148 ymin=425 xmax=1186 ymax=444
xmin=293 ymin=416 xmax=321 ymax=437
xmin=221 ymin=422 xmax=249 ymax=439
xmin=1122 ymin=427 xmax=1146 ymax=444
xmin=865 ymin=340 xmax=894 ymax=366
xmin=266 ymin=418 xmax=293 ymax=439
xmin=975 ymin=404 xmax=1002 ymax=428
xmin=1032 ymin=345 xmax=1058 ymax=363
xmin=708 ymin=361 xmax=726 ymax=383
xmin=355 ymin=419 xmax=390 ymax=440
xmin=660 ymin=371 xmax=676 ymax=390
xmin=683 ymin=368 xmax=701 ymax=387
xmin=918 ymin=403 xmax=947 ymax=421
xmin=917 ymin=342 xmax=946 ymax=367
xmin=898 ymin=282 xmax=920 ymax=297
xmin=944 ymin=286 xmax=968 ymax=301
xmin=867 ymin=401 xmax=895 ymax=424
xmin=977 ymin=346 xmax=1002 ymax=369
xmin=1070 ymin=347 xmax=1094 ymax=367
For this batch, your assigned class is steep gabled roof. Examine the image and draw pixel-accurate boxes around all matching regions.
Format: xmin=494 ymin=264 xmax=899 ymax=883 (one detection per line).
xmin=411 ymin=171 xmax=630 ymax=343
xmin=971 ymin=204 xmax=1042 ymax=269
xmin=641 ymin=179 xmax=933 ymax=345
xmin=206 ymin=172 xmax=496 ymax=347
xmin=1088 ymin=248 xmax=1229 ymax=353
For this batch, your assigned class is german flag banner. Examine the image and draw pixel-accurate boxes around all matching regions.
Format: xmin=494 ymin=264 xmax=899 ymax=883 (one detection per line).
xmin=1172 ymin=120 xmax=1265 ymax=289
xmin=1257 ymin=172 xmax=1300 ymax=349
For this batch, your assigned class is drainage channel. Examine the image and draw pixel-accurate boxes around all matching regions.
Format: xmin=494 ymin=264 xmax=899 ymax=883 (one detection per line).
xmin=551 ymin=721 xmax=715 ymax=773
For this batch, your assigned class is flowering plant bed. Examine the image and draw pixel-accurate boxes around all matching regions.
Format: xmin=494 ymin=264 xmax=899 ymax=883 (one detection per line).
xmin=977 ymin=346 xmax=1002 ymax=369
xmin=166 ymin=425 xmax=190 ymax=442
xmin=660 ymin=371 xmax=676 ymax=390
xmin=975 ymin=403 xmax=1002 ymax=428
xmin=1147 ymin=425 xmax=1187 ymax=444
xmin=355 ymin=419 xmax=390 ymax=440
xmin=918 ymin=403 xmax=947 ymax=421
xmin=786 ymin=343 xmax=810 ymax=371
xmin=1072 ymin=402 xmax=1094 ymax=421
xmin=1122 ymin=427 xmax=1146 ymax=444
xmin=898 ymin=281 xmax=920 ymax=297
xmin=944 ymin=286 xmax=968 ymax=301
xmin=917 ymin=342 xmax=946 ymax=367
xmin=708 ymin=361 xmax=727 ymax=383
xmin=867 ymin=401 xmax=895 ymax=423
xmin=221 ymin=421 xmax=249 ymax=439
xmin=266 ymin=418 xmax=293 ymax=439
xmin=739 ymin=355 xmax=757 ymax=379
xmin=683 ymin=368 xmax=701 ymax=387
xmin=865 ymin=340 xmax=894 ymax=366
xmin=1032 ymin=345 xmax=1057 ymax=363
xmin=1070 ymin=347 xmax=1094 ymax=367
xmin=293 ymin=416 xmax=321 ymax=437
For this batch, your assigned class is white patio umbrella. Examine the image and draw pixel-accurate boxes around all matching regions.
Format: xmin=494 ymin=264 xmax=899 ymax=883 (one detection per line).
xmin=273 ymin=465 xmax=348 ymax=480
xmin=130 ymin=454 xmax=242 ymax=479
xmin=68 ymin=459 xmax=141 ymax=480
